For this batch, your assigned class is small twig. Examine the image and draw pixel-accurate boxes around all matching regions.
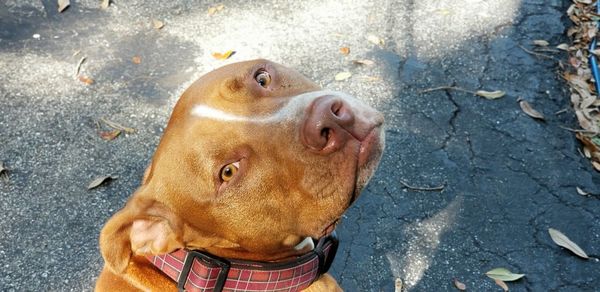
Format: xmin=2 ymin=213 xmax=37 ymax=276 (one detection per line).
xmin=533 ymin=47 xmax=561 ymax=53
xmin=519 ymin=44 xmax=556 ymax=60
xmin=74 ymin=56 xmax=86 ymax=78
xmin=559 ymin=125 xmax=593 ymax=133
xmin=559 ymin=125 xmax=598 ymax=134
xmin=555 ymin=108 xmax=569 ymax=115
xmin=400 ymin=180 xmax=445 ymax=192
xmin=577 ymin=147 xmax=586 ymax=158
xmin=420 ymin=86 xmax=476 ymax=95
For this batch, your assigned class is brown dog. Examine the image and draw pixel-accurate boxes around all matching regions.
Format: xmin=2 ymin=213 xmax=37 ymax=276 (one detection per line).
xmin=96 ymin=59 xmax=385 ymax=291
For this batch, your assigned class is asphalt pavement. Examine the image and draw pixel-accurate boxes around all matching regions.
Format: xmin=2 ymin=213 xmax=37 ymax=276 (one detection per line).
xmin=1 ymin=0 xmax=599 ymax=291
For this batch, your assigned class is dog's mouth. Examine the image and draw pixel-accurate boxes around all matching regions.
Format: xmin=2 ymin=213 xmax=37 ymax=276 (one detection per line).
xmin=357 ymin=126 xmax=382 ymax=168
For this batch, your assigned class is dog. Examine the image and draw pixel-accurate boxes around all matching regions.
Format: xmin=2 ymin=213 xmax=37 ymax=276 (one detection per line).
xmin=95 ymin=59 xmax=385 ymax=291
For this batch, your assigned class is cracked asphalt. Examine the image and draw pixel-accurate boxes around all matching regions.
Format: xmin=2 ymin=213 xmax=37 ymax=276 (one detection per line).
xmin=1 ymin=0 xmax=600 ymax=291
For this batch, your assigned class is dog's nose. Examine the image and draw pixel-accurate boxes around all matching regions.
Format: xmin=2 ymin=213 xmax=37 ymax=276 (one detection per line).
xmin=301 ymin=95 xmax=358 ymax=154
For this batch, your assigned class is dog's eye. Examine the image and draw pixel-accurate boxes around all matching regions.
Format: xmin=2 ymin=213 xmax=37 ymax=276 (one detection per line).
xmin=220 ymin=162 xmax=239 ymax=182
xmin=255 ymin=70 xmax=271 ymax=88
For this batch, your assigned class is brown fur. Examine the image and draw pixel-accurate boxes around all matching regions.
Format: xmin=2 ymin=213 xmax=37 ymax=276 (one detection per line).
xmin=96 ymin=59 xmax=384 ymax=291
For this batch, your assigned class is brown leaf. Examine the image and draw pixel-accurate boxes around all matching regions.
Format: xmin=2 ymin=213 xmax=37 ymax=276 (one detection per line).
xmin=78 ymin=75 xmax=94 ymax=85
xmin=340 ymin=47 xmax=350 ymax=55
xmin=132 ymin=56 xmax=142 ymax=64
xmin=99 ymin=129 xmax=121 ymax=141
xmin=88 ymin=175 xmax=117 ymax=190
xmin=101 ymin=0 xmax=110 ymax=9
xmin=494 ymin=279 xmax=509 ymax=291
xmin=569 ymin=57 xmax=582 ymax=68
xmin=548 ymin=228 xmax=589 ymax=259
xmin=100 ymin=118 xmax=135 ymax=133
xmin=212 ymin=50 xmax=235 ymax=60
xmin=475 ymin=90 xmax=506 ymax=100
xmin=533 ymin=39 xmax=549 ymax=47
xmin=353 ymin=59 xmax=375 ymax=66
xmin=152 ymin=19 xmax=165 ymax=30
xmin=335 ymin=72 xmax=352 ymax=81
xmin=58 ymin=0 xmax=70 ymax=12
xmin=453 ymin=278 xmax=466 ymax=291
xmin=519 ymin=100 xmax=545 ymax=120
xmin=575 ymin=110 xmax=596 ymax=132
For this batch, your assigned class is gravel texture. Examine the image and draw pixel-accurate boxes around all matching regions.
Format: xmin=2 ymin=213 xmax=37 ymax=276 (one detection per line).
xmin=1 ymin=0 xmax=599 ymax=291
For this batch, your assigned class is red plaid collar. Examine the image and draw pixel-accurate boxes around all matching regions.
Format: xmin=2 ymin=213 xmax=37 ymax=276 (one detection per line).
xmin=146 ymin=233 xmax=338 ymax=292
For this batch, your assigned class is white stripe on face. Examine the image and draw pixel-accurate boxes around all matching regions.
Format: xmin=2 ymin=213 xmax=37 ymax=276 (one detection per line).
xmin=190 ymin=90 xmax=363 ymax=124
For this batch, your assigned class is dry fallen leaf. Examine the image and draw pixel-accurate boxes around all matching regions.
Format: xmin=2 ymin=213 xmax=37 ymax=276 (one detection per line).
xmin=435 ymin=8 xmax=452 ymax=15
xmin=485 ymin=268 xmax=525 ymax=282
xmin=394 ymin=278 xmax=403 ymax=292
xmin=58 ymin=0 xmax=70 ymax=12
xmin=583 ymin=147 xmax=592 ymax=158
xmin=132 ymin=56 xmax=142 ymax=64
xmin=74 ymin=56 xmax=86 ymax=77
xmin=548 ymin=228 xmax=589 ymax=259
xmin=99 ymin=129 xmax=121 ymax=141
xmin=576 ymin=187 xmax=589 ymax=196
xmin=152 ymin=19 xmax=165 ymax=30
xmin=453 ymin=278 xmax=466 ymax=291
xmin=556 ymin=43 xmax=569 ymax=51
xmin=494 ymin=279 xmax=509 ymax=291
xmin=340 ymin=47 xmax=350 ymax=55
xmin=0 ymin=161 xmax=7 ymax=181
xmin=208 ymin=4 xmax=225 ymax=15
xmin=533 ymin=39 xmax=549 ymax=47
xmin=78 ymin=75 xmax=94 ymax=85
xmin=100 ymin=118 xmax=135 ymax=133
xmin=569 ymin=57 xmax=581 ymax=68
xmin=0 ymin=161 xmax=6 ymax=175
xmin=353 ymin=59 xmax=375 ymax=66
xmin=360 ymin=76 xmax=380 ymax=82
xmin=593 ymin=161 xmax=600 ymax=172
xmin=101 ymin=0 xmax=110 ymax=9
xmin=335 ymin=72 xmax=352 ymax=81
xmin=519 ymin=100 xmax=545 ymax=120
xmin=476 ymin=90 xmax=506 ymax=99
xmin=212 ymin=50 xmax=235 ymax=60
xmin=367 ymin=35 xmax=384 ymax=46
xmin=88 ymin=175 xmax=117 ymax=190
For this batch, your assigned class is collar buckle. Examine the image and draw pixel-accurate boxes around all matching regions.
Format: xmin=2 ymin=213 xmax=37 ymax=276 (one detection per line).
xmin=178 ymin=250 xmax=230 ymax=292
xmin=315 ymin=231 xmax=339 ymax=275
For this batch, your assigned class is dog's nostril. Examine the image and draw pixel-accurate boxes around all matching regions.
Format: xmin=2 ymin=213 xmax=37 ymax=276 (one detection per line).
xmin=331 ymin=101 xmax=342 ymax=117
xmin=320 ymin=128 xmax=330 ymax=140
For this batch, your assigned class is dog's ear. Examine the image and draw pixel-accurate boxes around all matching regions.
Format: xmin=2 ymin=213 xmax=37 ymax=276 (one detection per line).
xmin=141 ymin=164 xmax=152 ymax=185
xmin=99 ymin=196 xmax=184 ymax=274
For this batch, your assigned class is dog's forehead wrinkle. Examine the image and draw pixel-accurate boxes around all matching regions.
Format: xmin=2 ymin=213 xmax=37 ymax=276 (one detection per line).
xmin=190 ymin=90 xmax=358 ymax=124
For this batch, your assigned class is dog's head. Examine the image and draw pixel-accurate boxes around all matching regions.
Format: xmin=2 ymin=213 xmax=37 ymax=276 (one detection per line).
xmin=100 ymin=59 xmax=384 ymax=273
